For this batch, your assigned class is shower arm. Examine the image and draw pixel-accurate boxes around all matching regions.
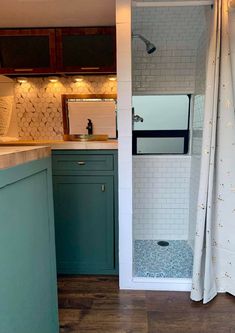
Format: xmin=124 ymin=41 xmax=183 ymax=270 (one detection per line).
xmin=132 ymin=33 xmax=156 ymax=54
xmin=132 ymin=34 xmax=149 ymax=45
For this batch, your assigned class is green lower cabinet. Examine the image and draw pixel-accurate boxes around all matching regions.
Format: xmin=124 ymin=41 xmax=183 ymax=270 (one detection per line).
xmin=0 ymin=158 xmax=59 ymax=333
xmin=52 ymin=150 xmax=118 ymax=275
xmin=54 ymin=175 xmax=115 ymax=274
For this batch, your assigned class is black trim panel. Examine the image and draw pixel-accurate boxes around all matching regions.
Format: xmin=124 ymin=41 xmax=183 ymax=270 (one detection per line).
xmin=132 ymin=130 xmax=189 ymax=155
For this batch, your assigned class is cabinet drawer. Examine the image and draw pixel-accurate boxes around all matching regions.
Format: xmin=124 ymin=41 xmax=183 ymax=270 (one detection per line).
xmin=52 ymin=154 xmax=114 ymax=172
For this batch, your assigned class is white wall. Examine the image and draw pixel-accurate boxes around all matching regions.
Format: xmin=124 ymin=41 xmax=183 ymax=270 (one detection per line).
xmin=188 ymin=14 xmax=211 ymax=249
xmin=133 ymin=156 xmax=191 ymax=240
xmin=132 ymin=6 xmax=207 ymax=94
xmin=116 ymin=0 xmax=133 ymax=289
xmin=229 ymin=5 xmax=235 ymax=96
xmin=132 ymin=6 xmax=211 ymax=242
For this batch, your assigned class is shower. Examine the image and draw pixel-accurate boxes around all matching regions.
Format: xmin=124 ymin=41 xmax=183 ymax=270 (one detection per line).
xmin=132 ymin=34 xmax=156 ymax=54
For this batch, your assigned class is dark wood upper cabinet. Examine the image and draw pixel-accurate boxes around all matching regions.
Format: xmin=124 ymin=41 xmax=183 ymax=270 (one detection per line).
xmin=0 ymin=29 xmax=56 ymax=74
xmin=56 ymin=27 xmax=116 ymax=74
xmin=0 ymin=27 xmax=116 ymax=75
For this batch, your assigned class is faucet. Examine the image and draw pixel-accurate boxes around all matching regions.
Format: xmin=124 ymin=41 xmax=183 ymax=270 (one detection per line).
xmin=86 ymin=119 xmax=93 ymax=135
xmin=133 ymin=114 xmax=144 ymax=123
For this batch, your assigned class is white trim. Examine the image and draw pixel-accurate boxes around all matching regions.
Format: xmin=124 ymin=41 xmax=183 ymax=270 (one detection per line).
xmin=133 ymin=91 xmax=194 ymax=96
xmin=133 ymin=155 xmax=191 ymax=159
xmin=189 ymin=94 xmax=195 ymax=155
xmin=132 ymin=1 xmax=213 ymax=7
xmin=121 ymin=277 xmax=192 ymax=291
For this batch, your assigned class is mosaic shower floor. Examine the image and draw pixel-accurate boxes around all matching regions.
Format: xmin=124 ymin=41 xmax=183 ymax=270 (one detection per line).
xmin=134 ymin=240 xmax=193 ymax=278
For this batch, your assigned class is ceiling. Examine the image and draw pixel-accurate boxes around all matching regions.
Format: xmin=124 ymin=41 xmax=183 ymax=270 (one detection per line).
xmin=0 ymin=0 xmax=116 ymax=28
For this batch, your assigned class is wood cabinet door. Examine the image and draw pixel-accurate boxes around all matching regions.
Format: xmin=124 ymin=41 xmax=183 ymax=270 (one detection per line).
xmin=56 ymin=27 xmax=116 ymax=74
xmin=53 ymin=175 xmax=116 ymax=274
xmin=0 ymin=29 xmax=56 ymax=74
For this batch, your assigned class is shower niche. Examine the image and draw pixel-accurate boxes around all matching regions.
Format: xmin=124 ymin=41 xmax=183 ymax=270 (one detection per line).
xmin=132 ymin=3 xmax=211 ymax=281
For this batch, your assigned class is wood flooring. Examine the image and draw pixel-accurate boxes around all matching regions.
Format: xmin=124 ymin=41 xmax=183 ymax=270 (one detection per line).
xmin=58 ymin=275 xmax=235 ymax=333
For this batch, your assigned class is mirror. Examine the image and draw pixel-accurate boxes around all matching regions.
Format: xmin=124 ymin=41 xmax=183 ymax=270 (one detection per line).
xmin=61 ymin=94 xmax=117 ymax=140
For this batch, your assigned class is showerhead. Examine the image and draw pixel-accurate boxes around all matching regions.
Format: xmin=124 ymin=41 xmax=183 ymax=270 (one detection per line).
xmin=145 ymin=40 xmax=157 ymax=54
xmin=132 ymin=34 xmax=156 ymax=54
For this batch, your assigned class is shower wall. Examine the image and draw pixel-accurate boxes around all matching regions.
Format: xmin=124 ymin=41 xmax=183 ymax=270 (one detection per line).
xmin=132 ymin=7 xmax=206 ymax=95
xmin=132 ymin=6 xmax=211 ymax=242
xmin=133 ymin=156 xmax=191 ymax=240
xmin=188 ymin=16 xmax=211 ymax=249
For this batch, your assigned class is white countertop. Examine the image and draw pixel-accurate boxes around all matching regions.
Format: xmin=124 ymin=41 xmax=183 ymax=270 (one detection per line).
xmin=0 ymin=146 xmax=51 ymax=170
xmin=51 ymin=140 xmax=118 ymax=150
xmin=0 ymin=140 xmax=118 ymax=150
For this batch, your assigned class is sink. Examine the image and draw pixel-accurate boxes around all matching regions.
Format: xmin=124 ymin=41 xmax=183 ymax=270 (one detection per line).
xmin=63 ymin=134 xmax=108 ymax=142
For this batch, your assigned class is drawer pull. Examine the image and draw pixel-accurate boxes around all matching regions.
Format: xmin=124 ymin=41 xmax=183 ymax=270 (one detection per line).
xmin=14 ymin=68 xmax=33 ymax=72
xmin=101 ymin=184 xmax=105 ymax=192
xmin=81 ymin=67 xmax=100 ymax=70
xmin=77 ymin=161 xmax=86 ymax=165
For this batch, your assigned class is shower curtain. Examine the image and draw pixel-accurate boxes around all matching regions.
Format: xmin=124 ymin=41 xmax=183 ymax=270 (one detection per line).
xmin=191 ymin=0 xmax=235 ymax=303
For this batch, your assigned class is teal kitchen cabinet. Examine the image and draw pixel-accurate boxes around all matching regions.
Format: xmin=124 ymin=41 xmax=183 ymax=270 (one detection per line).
xmin=52 ymin=150 xmax=118 ymax=275
xmin=0 ymin=158 xmax=59 ymax=333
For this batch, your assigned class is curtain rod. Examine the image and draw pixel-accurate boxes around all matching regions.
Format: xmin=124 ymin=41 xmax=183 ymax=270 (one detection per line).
xmin=132 ymin=1 xmax=214 ymax=7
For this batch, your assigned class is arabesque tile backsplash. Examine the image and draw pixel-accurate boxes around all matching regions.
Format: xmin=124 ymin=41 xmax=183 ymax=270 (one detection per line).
xmin=14 ymin=76 xmax=117 ymax=140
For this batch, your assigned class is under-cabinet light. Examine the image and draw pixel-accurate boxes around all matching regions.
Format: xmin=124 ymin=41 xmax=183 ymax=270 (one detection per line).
xmin=17 ymin=77 xmax=28 ymax=84
xmin=108 ymin=75 xmax=117 ymax=81
xmin=73 ymin=76 xmax=84 ymax=82
xmin=48 ymin=76 xmax=59 ymax=83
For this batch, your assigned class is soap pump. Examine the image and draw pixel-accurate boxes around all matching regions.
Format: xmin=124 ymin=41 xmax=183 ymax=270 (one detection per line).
xmin=86 ymin=119 xmax=93 ymax=135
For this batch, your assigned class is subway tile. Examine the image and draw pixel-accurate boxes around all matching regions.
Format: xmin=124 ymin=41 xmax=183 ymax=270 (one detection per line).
xmin=133 ymin=156 xmax=190 ymax=240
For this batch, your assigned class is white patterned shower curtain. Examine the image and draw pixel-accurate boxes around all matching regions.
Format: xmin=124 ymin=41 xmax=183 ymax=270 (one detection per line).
xmin=191 ymin=0 xmax=235 ymax=303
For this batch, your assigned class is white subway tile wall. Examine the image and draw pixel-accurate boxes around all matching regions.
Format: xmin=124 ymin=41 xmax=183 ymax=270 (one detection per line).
xmin=133 ymin=156 xmax=191 ymax=240
xmin=132 ymin=6 xmax=211 ymax=242
xmin=191 ymin=95 xmax=205 ymax=156
xmin=193 ymin=95 xmax=205 ymax=129
xmin=132 ymin=6 xmax=209 ymax=94
xmin=188 ymin=20 xmax=210 ymax=249
xmin=14 ymin=76 xmax=117 ymax=140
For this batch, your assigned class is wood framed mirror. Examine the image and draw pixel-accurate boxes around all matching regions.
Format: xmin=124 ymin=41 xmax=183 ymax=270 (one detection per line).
xmin=61 ymin=94 xmax=117 ymax=140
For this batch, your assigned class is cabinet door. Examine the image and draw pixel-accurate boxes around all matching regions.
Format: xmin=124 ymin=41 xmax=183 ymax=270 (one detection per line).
xmin=53 ymin=175 xmax=116 ymax=274
xmin=0 ymin=159 xmax=58 ymax=333
xmin=56 ymin=27 xmax=116 ymax=73
xmin=0 ymin=29 xmax=56 ymax=74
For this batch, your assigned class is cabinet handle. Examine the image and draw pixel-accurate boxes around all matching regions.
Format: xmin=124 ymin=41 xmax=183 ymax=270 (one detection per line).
xmin=101 ymin=185 xmax=105 ymax=192
xmin=14 ymin=68 xmax=33 ymax=72
xmin=77 ymin=161 xmax=86 ymax=165
xmin=81 ymin=67 xmax=100 ymax=70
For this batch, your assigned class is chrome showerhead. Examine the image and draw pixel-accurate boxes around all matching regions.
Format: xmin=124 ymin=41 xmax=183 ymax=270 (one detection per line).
xmin=132 ymin=34 xmax=156 ymax=54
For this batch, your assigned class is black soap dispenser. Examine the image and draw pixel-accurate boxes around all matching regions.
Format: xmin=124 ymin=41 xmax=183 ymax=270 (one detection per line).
xmin=86 ymin=119 xmax=93 ymax=135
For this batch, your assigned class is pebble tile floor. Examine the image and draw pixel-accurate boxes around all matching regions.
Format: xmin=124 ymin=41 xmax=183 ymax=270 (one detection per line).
xmin=134 ymin=240 xmax=193 ymax=278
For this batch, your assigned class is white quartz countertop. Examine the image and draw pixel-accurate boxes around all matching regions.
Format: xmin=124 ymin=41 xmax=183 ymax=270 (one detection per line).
xmin=0 ymin=146 xmax=51 ymax=170
xmin=0 ymin=140 xmax=118 ymax=150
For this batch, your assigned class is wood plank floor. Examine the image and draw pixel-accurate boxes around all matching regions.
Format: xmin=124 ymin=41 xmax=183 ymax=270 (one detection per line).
xmin=58 ymin=275 xmax=235 ymax=333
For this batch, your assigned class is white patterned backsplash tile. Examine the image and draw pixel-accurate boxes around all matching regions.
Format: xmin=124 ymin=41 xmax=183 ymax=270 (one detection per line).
xmin=14 ymin=76 xmax=117 ymax=140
